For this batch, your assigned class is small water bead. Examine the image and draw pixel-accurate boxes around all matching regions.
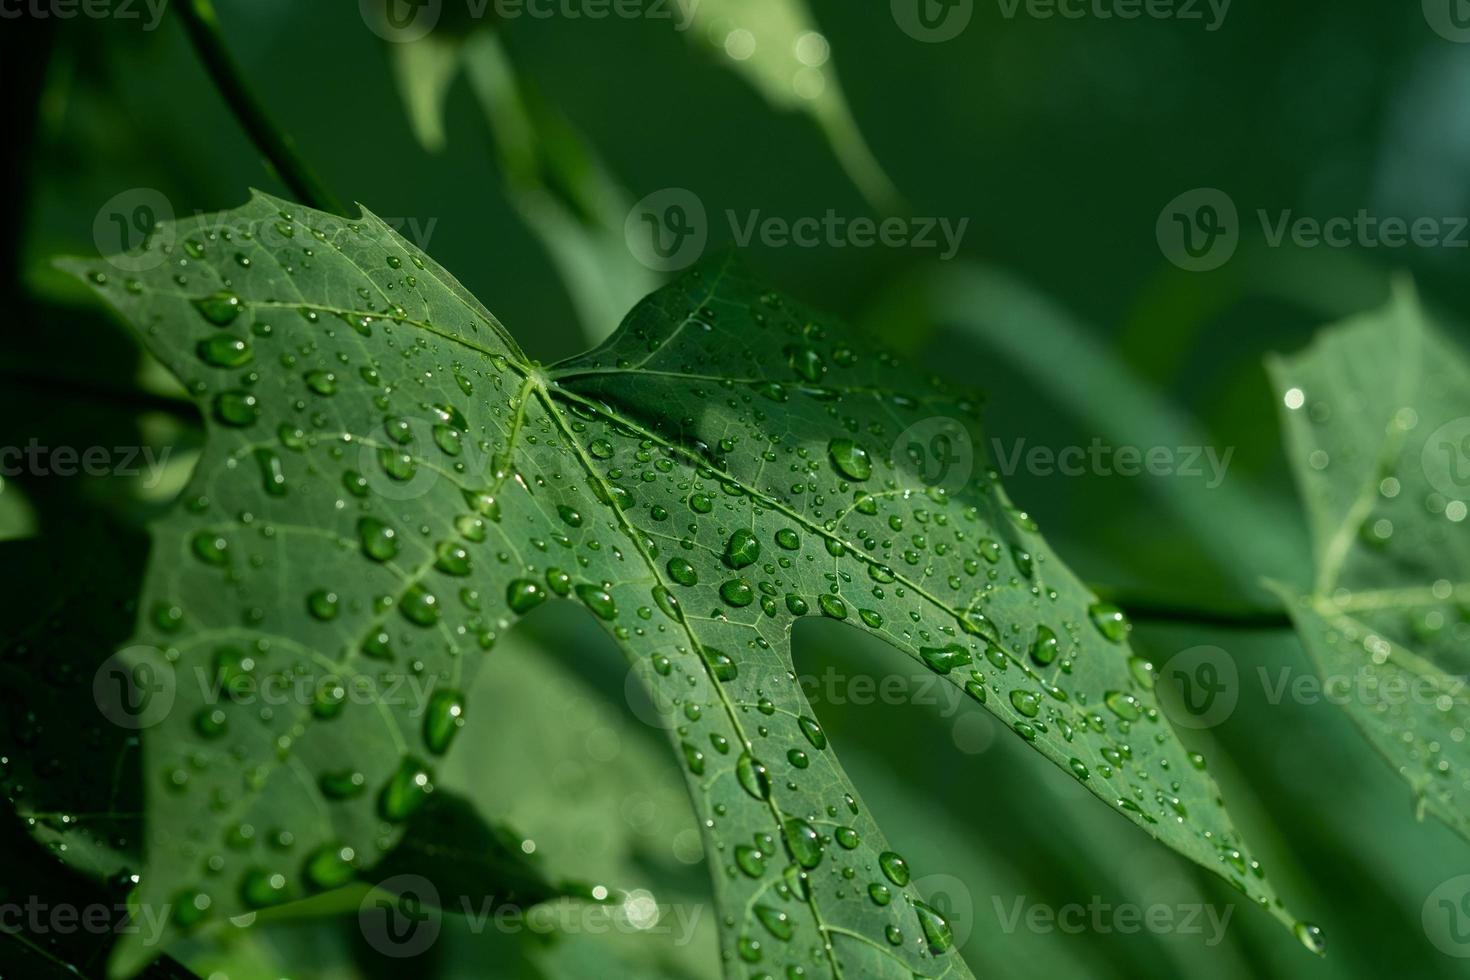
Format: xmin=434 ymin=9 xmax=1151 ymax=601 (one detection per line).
xmin=666 ymin=557 xmax=698 ymax=587
xmin=434 ymin=542 xmax=472 ymax=576
xmin=784 ymin=818 xmax=823 ymax=869
xmin=507 ymin=579 xmax=547 ymax=614
xmin=754 ymin=905 xmax=793 ymax=941
xmin=827 ymin=438 xmax=872 ymax=481
xmin=1104 ymin=691 xmax=1142 ymax=721
xmin=400 ymin=584 xmax=440 ymax=627
xmin=734 ymin=845 xmax=766 ymax=878
xmin=1030 ymin=625 xmax=1059 ymax=666
xmin=575 ymin=584 xmax=618 ymax=620
xmin=834 ymin=826 xmax=860 ymax=849
xmin=196 ymin=335 xmax=252 ymax=368
xmin=913 ymin=900 xmax=954 ymax=953
xmin=736 ymin=753 xmax=772 ymax=800
xmin=588 ymin=439 xmax=615 ymax=460
xmin=1009 ymin=689 xmax=1040 ymax=718
xmin=702 ymin=647 xmax=738 ymax=681
xmin=193 ymin=291 xmax=243 ymax=326
xmin=785 ymin=594 xmax=809 ymax=616
xmin=885 ymin=925 xmax=904 ymax=946
xmin=720 ymin=579 xmax=755 ymax=607
xmin=775 ymin=528 xmax=800 ymax=550
xmin=213 ymin=391 xmax=260 ymax=427
xmin=304 ymin=370 xmax=337 ymax=396
xmin=818 ymin=594 xmax=848 ymax=619
xmin=557 ymin=505 xmax=583 ymax=528
xmin=304 ymin=844 xmax=356 ymax=891
xmin=681 ymin=742 xmax=705 ymax=775
xmin=919 ymin=643 xmax=971 ymax=674
xmin=1128 ymin=656 xmax=1155 ymax=689
xmin=239 ymin=868 xmax=289 ymax=909
xmin=194 ymin=707 xmax=227 ymax=738
xmin=423 ymin=689 xmax=465 ymax=754
xmin=1088 ymin=602 xmax=1131 ymax=642
xmin=213 ymin=646 xmax=255 ymax=696
xmin=319 ymin=769 xmax=367 ymax=799
xmin=378 ymin=757 xmax=433 ymax=822
xmin=878 ymin=851 xmax=910 ymax=886
xmin=689 ymin=492 xmax=713 ymax=514
xmin=868 ymin=883 xmax=891 ymax=906
xmin=724 ymin=529 xmax=760 ymax=568
xmin=1294 ymin=921 xmax=1326 ymax=955
xmin=538 ymin=567 xmax=564 ymax=599
xmin=798 ymin=716 xmax=827 ymax=749
xmin=307 ymin=589 xmax=340 ymax=621
xmin=171 ymin=890 xmax=211 ymax=928
xmin=191 ymin=531 xmax=229 ymax=566
xmin=358 ymin=518 xmax=398 ymax=562
xmin=255 ymin=449 xmax=287 ymax=496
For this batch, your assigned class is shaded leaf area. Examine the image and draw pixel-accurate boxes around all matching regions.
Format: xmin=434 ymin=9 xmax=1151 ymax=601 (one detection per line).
xmin=65 ymin=192 xmax=1292 ymax=977
xmin=0 ymin=521 xmax=547 ymax=974
xmin=0 ymin=527 xmax=149 ymax=879
xmin=168 ymin=614 xmax=718 ymax=980
xmin=1268 ymin=283 xmax=1470 ymax=839
xmin=0 ymin=813 xmax=198 ymax=980
xmin=373 ymin=790 xmax=561 ymax=914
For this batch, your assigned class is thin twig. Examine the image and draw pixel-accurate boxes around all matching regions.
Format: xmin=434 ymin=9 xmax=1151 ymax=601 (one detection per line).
xmin=1092 ymin=586 xmax=1293 ymax=631
xmin=175 ymin=0 xmax=346 ymax=215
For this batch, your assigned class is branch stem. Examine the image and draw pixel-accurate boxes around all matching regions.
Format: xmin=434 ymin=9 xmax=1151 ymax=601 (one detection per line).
xmin=175 ymin=0 xmax=346 ymax=215
xmin=1092 ymin=586 xmax=1293 ymax=631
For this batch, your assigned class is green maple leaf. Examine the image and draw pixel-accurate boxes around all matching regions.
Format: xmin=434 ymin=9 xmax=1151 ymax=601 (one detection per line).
xmin=1268 ymin=281 xmax=1470 ymax=841
xmin=64 ymin=192 xmax=1300 ymax=977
